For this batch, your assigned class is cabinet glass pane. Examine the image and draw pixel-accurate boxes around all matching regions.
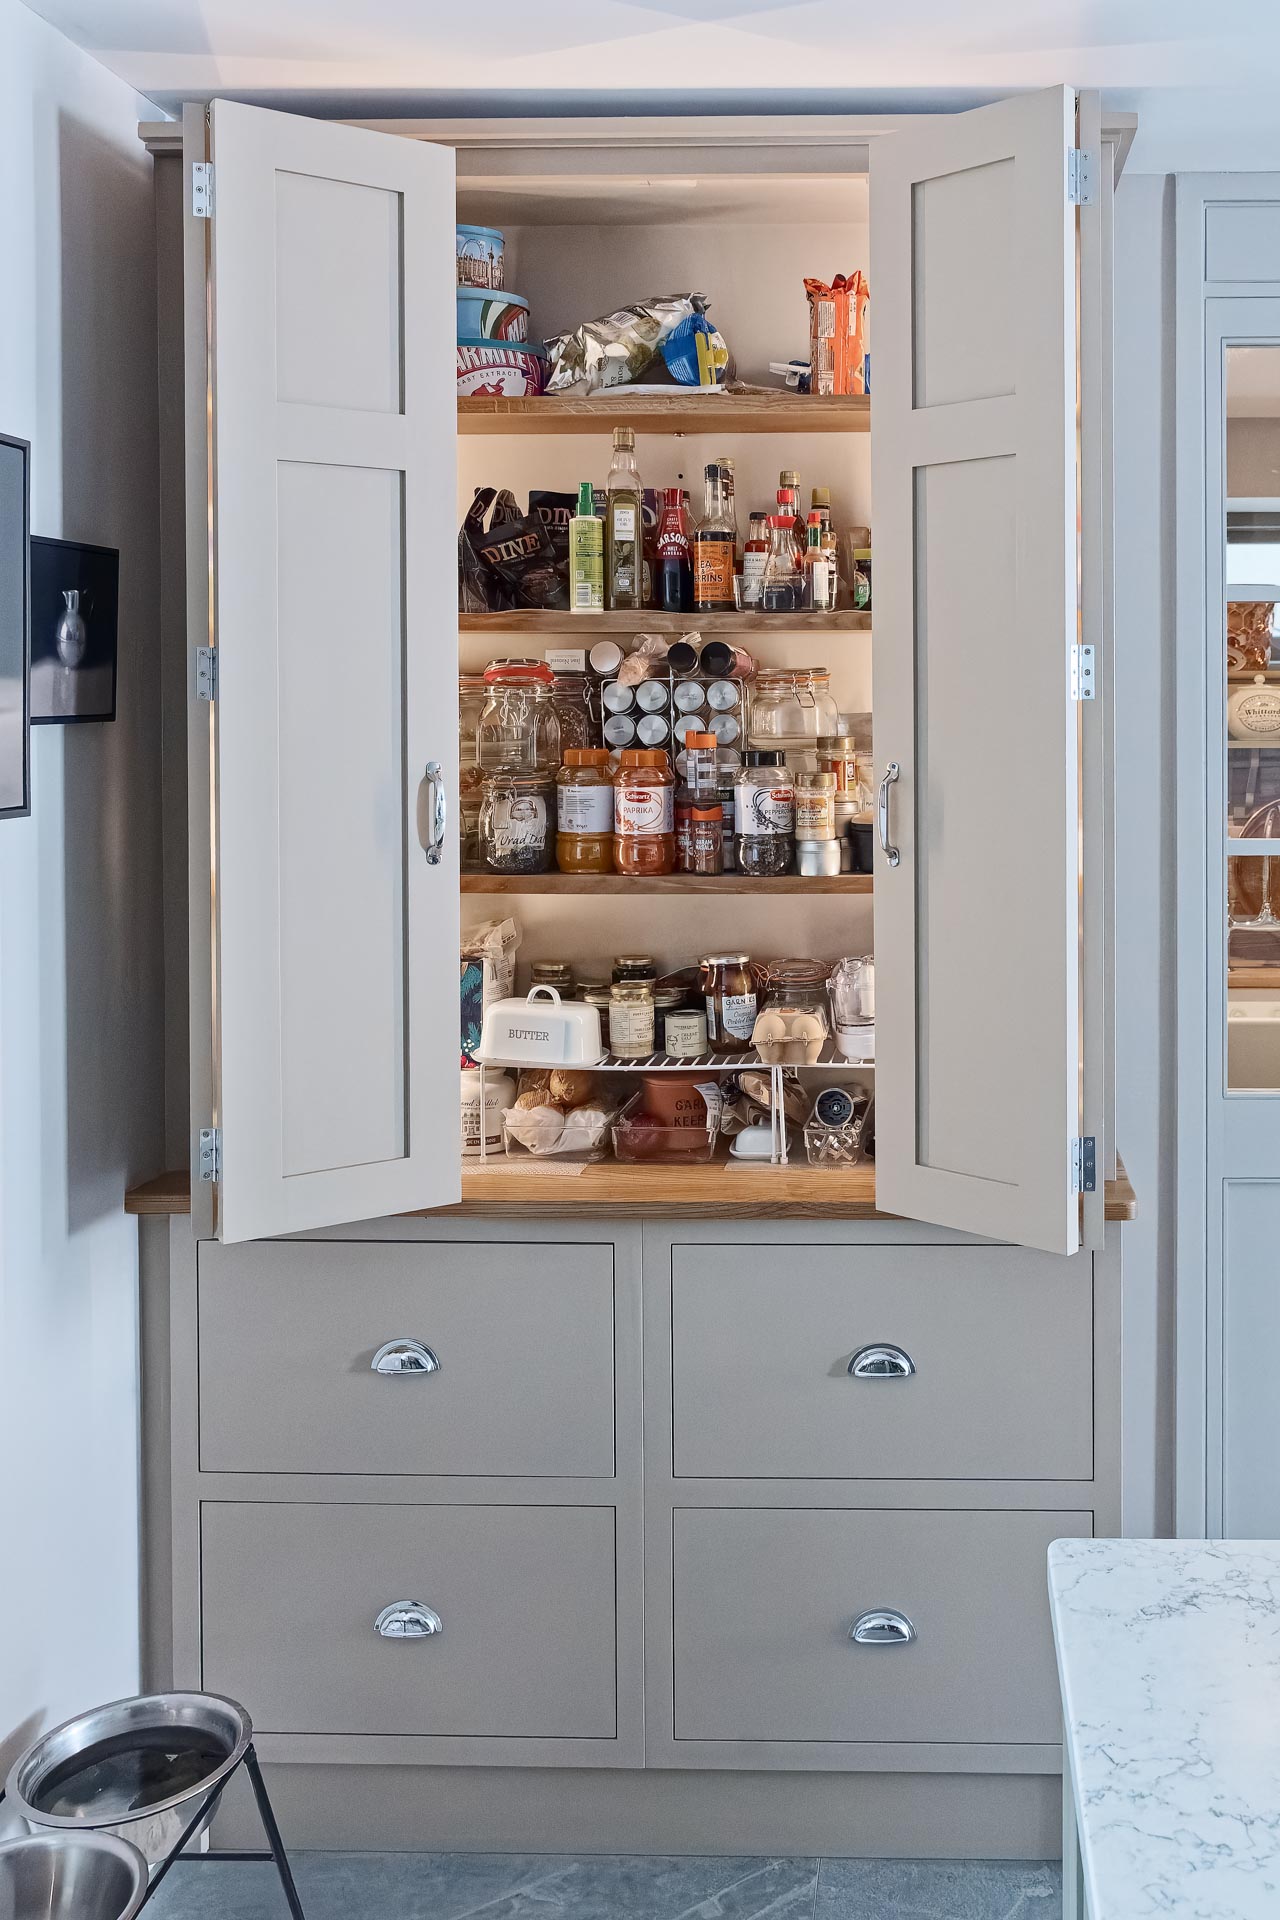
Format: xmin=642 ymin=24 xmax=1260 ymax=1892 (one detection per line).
xmin=1226 ymin=347 xmax=1280 ymax=1086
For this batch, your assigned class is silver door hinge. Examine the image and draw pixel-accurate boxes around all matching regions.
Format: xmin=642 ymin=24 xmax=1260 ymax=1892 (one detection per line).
xmin=192 ymin=162 xmax=214 ymax=219
xmin=1067 ymin=147 xmax=1096 ymax=206
xmin=199 ymin=1127 xmax=221 ymax=1183
xmin=1071 ymin=644 xmax=1096 ymax=701
xmin=1072 ymin=1136 xmax=1097 ymax=1194
xmin=195 ymin=646 xmax=217 ymax=702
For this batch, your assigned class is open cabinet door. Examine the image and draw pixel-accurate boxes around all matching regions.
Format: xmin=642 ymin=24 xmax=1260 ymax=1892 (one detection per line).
xmin=199 ymin=102 xmax=460 ymax=1241
xmin=870 ymin=86 xmax=1084 ymax=1254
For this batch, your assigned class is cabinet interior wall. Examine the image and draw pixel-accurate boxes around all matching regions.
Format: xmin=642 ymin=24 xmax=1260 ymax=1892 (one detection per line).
xmin=457 ymin=172 xmax=873 ymax=978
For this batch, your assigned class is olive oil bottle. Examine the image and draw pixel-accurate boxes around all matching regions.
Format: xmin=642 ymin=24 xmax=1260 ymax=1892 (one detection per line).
xmin=605 ymin=426 xmax=642 ymax=610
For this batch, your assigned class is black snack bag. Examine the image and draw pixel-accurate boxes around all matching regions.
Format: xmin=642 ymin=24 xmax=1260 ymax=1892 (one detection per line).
xmin=459 ymin=487 xmax=521 ymax=612
xmin=529 ymin=490 xmax=577 ymax=574
xmin=478 ymin=503 xmax=570 ymax=611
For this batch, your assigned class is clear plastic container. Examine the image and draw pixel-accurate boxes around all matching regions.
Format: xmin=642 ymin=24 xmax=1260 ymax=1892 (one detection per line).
xmin=613 ymin=1092 xmax=717 ymax=1163
xmin=613 ymin=749 xmax=676 ymax=876
xmin=478 ymin=659 xmax=562 ymax=774
xmin=828 ymin=955 xmax=875 ymax=1061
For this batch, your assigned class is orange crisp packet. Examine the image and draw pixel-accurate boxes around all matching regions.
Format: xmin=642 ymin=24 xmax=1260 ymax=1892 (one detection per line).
xmin=805 ymin=272 xmax=870 ymax=396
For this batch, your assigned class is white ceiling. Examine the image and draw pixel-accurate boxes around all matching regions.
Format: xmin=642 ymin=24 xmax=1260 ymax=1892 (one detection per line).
xmin=22 ymin=0 xmax=1280 ymax=171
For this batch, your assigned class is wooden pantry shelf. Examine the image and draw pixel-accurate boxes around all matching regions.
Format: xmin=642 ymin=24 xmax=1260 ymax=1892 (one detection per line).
xmin=459 ymin=609 xmax=871 ymax=635
xmin=461 ymin=872 xmax=873 ymax=895
xmin=125 ymin=1159 xmax=1138 ymax=1222
xmin=458 ymin=391 xmax=871 ymax=436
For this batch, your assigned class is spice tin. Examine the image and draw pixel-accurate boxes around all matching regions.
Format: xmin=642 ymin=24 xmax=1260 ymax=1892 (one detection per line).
xmin=795 ymin=837 xmax=843 ymax=877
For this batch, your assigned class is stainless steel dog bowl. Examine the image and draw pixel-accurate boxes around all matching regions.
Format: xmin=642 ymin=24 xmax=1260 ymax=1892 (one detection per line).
xmin=0 ymin=1831 xmax=148 ymax=1920
xmin=6 ymin=1693 xmax=252 ymax=1867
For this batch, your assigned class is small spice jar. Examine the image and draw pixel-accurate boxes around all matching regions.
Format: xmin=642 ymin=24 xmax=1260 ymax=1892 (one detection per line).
xmin=530 ymin=960 xmax=575 ymax=996
xmin=580 ymin=981 xmax=614 ymax=1048
xmin=480 ymin=767 xmax=554 ymax=873
xmin=795 ymin=770 xmax=837 ymax=841
xmin=700 ymin=952 xmax=758 ymax=1053
xmin=609 ymin=981 xmax=656 ymax=1059
xmin=556 ymin=748 xmax=614 ymax=874
xmin=613 ymin=954 xmax=658 ymax=985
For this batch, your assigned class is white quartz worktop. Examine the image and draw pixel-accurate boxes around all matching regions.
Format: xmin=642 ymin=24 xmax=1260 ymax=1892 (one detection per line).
xmin=1049 ymin=1538 xmax=1280 ymax=1920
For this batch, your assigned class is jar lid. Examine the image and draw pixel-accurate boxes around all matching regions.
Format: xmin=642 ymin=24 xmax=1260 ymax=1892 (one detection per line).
xmin=614 ymin=953 xmax=656 ymax=969
xmin=483 ymin=658 xmax=555 ymax=684
xmin=563 ymin=748 xmax=611 ymax=768
xmin=618 ymin=748 xmax=668 ymax=768
xmin=683 ymin=730 xmax=717 ymax=750
xmin=744 ymin=750 xmax=785 ymax=767
xmin=812 ymin=487 xmax=831 ymax=507
xmin=701 ymin=952 xmax=752 ymax=966
xmin=801 ymin=772 xmax=837 ymax=790
xmin=612 ymin=980 xmax=653 ymax=999
xmin=651 ymin=987 xmax=685 ymax=1010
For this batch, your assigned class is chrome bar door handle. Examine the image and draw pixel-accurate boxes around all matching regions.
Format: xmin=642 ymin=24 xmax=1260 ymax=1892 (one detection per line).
xmin=371 ymin=1339 xmax=440 ymax=1376
xmin=848 ymin=1343 xmax=916 ymax=1380
xmin=877 ymin=762 xmax=901 ymax=868
xmin=418 ymin=760 xmax=447 ymax=867
xmin=374 ymin=1602 xmax=442 ymax=1639
xmin=850 ymin=1608 xmax=916 ymax=1647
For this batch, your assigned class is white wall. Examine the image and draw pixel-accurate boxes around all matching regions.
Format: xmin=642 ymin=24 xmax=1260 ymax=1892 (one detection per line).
xmin=0 ymin=0 xmax=163 ymax=1773
xmin=1112 ymin=172 xmax=1178 ymax=1536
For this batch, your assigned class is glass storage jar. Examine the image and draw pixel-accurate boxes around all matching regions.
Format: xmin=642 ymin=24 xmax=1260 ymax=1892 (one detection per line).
xmin=458 ymin=672 xmax=488 ymax=868
xmin=609 ymin=982 xmax=656 ymax=1059
xmin=478 ymin=659 xmax=562 ymax=774
xmin=752 ymin=958 xmax=832 ymax=1064
xmin=747 ymin=667 xmax=840 ymax=767
xmin=795 ymin=770 xmax=837 ymax=840
xmin=479 ymin=767 xmax=555 ymax=873
xmin=552 ymin=671 xmax=597 ymax=751
xmin=699 ymin=952 xmax=758 ymax=1053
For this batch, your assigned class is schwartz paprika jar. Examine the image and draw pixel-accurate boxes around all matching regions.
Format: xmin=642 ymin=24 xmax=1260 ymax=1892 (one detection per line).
xmin=613 ymin=749 xmax=676 ymax=876
xmin=556 ymin=748 xmax=614 ymax=874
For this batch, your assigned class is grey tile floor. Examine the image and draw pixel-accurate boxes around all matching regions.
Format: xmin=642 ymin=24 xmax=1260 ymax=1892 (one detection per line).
xmin=145 ymin=1851 xmax=1062 ymax=1920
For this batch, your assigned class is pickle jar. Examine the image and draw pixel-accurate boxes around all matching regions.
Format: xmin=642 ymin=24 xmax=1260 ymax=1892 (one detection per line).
xmin=556 ymin=748 xmax=614 ymax=874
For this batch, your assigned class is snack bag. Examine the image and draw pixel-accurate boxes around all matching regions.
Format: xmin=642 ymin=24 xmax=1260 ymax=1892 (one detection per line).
xmin=805 ymin=272 xmax=870 ymax=397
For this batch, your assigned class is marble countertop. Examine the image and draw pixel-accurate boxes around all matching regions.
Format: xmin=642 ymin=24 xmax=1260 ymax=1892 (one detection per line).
xmin=1049 ymin=1538 xmax=1280 ymax=1920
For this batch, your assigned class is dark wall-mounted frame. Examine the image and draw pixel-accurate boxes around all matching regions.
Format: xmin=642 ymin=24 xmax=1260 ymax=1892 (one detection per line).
xmin=0 ymin=431 xmax=31 ymax=819
xmin=30 ymin=535 xmax=119 ymax=725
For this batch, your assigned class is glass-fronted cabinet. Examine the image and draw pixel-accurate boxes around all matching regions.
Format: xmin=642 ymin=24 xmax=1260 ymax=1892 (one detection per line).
xmin=1225 ymin=349 xmax=1280 ymax=1087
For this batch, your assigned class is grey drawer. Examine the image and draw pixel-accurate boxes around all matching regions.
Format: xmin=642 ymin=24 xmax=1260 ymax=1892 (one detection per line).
xmin=201 ymin=1501 xmax=617 ymax=1737
xmin=673 ymin=1506 xmax=1090 ymax=1745
xmin=198 ymin=1240 xmax=614 ymax=1476
xmin=671 ymin=1245 xmax=1092 ymax=1480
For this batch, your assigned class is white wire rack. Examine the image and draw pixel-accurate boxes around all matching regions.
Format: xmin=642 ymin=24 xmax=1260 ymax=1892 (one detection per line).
xmin=476 ymin=1047 xmax=874 ymax=1166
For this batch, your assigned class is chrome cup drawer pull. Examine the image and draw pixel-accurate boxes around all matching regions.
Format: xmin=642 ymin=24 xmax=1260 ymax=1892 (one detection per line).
xmin=374 ymin=1601 xmax=442 ymax=1640
xmin=371 ymin=1339 xmax=440 ymax=1376
xmin=848 ymin=1343 xmax=915 ymax=1380
xmin=850 ymin=1608 xmax=916 ymax=1647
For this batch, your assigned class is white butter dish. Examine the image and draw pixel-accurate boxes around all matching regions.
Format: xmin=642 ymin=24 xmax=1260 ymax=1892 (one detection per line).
xmin=477 ymin=986 xmax=604 ymax=1068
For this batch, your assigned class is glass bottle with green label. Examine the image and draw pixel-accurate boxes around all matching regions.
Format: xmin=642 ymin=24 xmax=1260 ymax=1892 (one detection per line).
xmin=605 ymin=426 xmax=642 ymax=611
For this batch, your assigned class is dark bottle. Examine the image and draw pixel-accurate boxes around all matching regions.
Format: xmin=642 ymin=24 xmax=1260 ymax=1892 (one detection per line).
xmin=655 ymin=486 xmax=693 ymax=614
xmin=693 ymin=463 xmax=737 ymax=613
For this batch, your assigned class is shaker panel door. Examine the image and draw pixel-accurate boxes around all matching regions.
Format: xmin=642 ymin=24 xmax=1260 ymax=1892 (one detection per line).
xmin=200 ymin=102 xmax=459 ymax=1240
xmin=870 ymin=87 xmax=1085 ymax=1254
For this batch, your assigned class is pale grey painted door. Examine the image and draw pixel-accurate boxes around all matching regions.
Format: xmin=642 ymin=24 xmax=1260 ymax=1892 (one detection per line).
xmin=870 ymin=87 xmax=1087 ymax=1254
xmin=201 ymin=102 xmax=460 ymax=1241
